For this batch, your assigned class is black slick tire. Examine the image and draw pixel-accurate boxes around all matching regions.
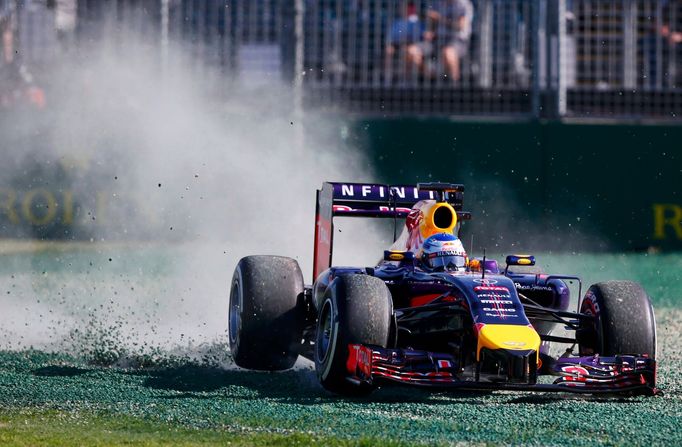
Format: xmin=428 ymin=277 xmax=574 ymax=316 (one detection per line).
xmin=314 ymin=274 xmax=392 ymax=396
xmin=579 ymin=280 xmax=656 ymax=357
xmin=228 ymin=255 xmax=304 ymax=371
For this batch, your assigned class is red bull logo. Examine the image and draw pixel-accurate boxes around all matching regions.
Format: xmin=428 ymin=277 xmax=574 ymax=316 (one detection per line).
xmin=395 ymin=200 xmax=458 ymax=253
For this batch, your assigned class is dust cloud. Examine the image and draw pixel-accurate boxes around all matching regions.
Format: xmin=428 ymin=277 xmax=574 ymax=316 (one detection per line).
xmin=0 ymin=28 xmax=389 ymax=358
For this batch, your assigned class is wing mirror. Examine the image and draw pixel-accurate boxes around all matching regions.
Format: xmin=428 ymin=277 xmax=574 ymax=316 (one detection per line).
xmin=504 ymin=254 xmax=535 ymax=273
xmin=384 ymin=250 xmax=415 ymax=263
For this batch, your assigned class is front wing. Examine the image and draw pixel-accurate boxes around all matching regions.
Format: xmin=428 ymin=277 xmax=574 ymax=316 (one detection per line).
xmin=346 ymin=344 xmax=660 ymax=396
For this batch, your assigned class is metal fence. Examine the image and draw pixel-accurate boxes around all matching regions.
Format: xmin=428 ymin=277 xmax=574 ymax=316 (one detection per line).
xmin=303 ymin=0 xmax=537 ymax=115
xmin=566 ymin=0 xmax=682 ymax=118
xmin=2 ymin=0 xmax=681 ymax=120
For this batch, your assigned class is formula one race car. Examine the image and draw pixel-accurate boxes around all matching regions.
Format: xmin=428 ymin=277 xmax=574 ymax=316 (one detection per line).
xmin=228 ymin=182 xmax=658 ymax=396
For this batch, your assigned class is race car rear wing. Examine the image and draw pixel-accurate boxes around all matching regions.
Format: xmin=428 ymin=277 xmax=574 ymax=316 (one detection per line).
xmin=313 ymin=182 xmax=472 ymax=281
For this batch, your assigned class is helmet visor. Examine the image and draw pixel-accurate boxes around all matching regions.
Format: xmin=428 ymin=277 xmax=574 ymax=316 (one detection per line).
xmin=426 ymin=252 xmax=467 ymax=271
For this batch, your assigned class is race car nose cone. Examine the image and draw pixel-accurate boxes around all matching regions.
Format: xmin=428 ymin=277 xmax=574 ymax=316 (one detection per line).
xmin=476 ymin=324 xmax=541 ymax=361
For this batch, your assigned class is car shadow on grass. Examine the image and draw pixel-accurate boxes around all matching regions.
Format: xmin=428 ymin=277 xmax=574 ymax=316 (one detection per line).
xmin=132 ymin=364 xmax=516 ymax=406
xmin=506 ymin=393 xmax=643 ymax=404
xmin=32 ymin=365 xmax=91 ymax=377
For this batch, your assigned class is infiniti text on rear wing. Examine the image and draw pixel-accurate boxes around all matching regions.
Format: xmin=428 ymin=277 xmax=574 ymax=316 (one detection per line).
xmin=313 ymin=182 xmax=471 ymax=281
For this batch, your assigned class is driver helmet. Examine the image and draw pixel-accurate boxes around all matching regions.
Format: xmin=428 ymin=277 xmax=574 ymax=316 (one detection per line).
xmin=420 ymin=233 xmax=468 ymax=271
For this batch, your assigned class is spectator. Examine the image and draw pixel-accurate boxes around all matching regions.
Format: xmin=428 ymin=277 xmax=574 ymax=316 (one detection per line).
xmin=661 ymin=22 xmax=682 ymax=44
xmin=51 ymin=0 xmax=78 ymax=52
xmin=660 ymin=0 xmax=682 ymax=87
xmin=643 ymin=0 xmax=682 ymax=88
xmin=385 ymin=2 xmax=424 ymax=81
xmin=425 ymin=0 xmax=473 ymax=83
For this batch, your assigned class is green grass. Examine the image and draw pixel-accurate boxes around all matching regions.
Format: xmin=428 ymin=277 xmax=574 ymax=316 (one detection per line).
xmin=0 ymin=409 xmax=413 ymax=447
xmin=0 ymin=245 xmax=681 ymax=445
xmin=0 ymin=320 xmax=681 ymax=447
xmin=538 ymin=251 xmax=682 ymax=308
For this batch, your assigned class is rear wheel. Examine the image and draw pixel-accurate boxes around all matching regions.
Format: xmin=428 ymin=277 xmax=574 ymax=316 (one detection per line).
xmin=578 ymin=280 xmax=656 ymax=357
xmin=229 ymin=256 xmax=305 ymax=371
xmin=315 ymin=274 xmax=393 ymax=396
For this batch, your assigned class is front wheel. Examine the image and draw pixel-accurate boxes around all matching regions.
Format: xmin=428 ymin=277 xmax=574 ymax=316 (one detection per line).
xmin=578 ymin=280 xmax=656 ymax=358
xmin=315 ymin=274 xmax=393 ymax=396
xmin=229 ymin=255 xmax=305 ymax=371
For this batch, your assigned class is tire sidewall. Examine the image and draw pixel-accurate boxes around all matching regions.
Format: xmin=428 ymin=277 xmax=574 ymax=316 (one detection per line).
xmin=580 ymin=281 xmax=656 ymax=357
xmin=314 ymin=274 xmax=392 ymax=394
xmin=228 ymin=265 xmax=244 ymax=356
xmin=228 ymin=256 xmax=304 ymax=370
xmin=579 ymin=288 xmax=604 ymax=355
xmin=315 ymin=295 xmax=340 ymax=382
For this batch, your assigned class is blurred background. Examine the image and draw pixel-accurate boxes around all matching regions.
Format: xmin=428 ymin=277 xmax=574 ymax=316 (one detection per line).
xmin=1 ymin=0 xmax=681 ymax=253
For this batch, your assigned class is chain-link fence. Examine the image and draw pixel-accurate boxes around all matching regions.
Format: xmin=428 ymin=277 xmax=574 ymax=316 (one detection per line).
xmin=566 ymin=0 xmax=682 ymax=118
xmin=2 ymin=0 xmax=681 ymax=120
xmin=303 ymin=0 xmax=536 ymax=115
